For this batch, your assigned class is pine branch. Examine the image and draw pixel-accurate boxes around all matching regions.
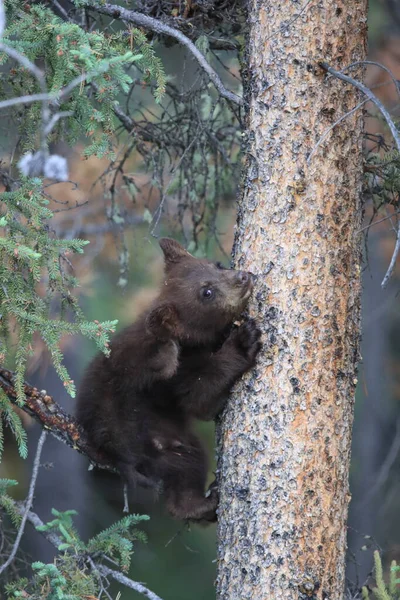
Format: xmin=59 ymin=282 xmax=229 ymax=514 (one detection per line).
xmin=83 ymin=0 xmax=243 ymax=106
xmin=14 ymin=507 xmax=165 ymax=600
xmin=0 ymin=366 xmax=114 ymax=473
xmin=9 ymin=503 xmax=166 ymax=600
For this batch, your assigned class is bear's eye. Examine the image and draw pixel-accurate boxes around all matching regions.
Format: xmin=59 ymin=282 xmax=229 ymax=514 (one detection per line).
xmin=215 ymin=262 xmax=226 ymax=270
xmin=202 ymin=288 xmax=214 ymax=300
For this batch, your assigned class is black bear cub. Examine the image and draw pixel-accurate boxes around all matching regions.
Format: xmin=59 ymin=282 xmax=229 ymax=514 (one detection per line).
xmin=76 ymin=238 xmax=261 ymax=523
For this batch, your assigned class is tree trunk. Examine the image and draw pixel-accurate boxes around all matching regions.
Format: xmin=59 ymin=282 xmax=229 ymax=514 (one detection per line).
xmin=216 ymin=2 xmax=368 ymax=599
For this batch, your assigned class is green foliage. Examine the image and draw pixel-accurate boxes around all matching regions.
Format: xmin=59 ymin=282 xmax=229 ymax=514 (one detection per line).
xmin=128 ymin=26 xmax=166 ymax=104
xmin=87 ymin=513 xmax=149 ymax=571
xmin=36 ymin=509 xmax=84 ymax=552
xmin=4 ymin=508 xmax=149 ymax=599
xmin=362 ymin=551 xmax=400 ymax=600
xmin=0 ymin=177 xmax=118 ymax=412
xmin=34 ymin=508 xmax=149 ymax=572
xmin=6 ymin=560 xmax=97 ymax=600
xmin=0 ymin=390 xmax=27 ymax=459
xmin=0 ymin=479 xmax=22 ymax=529
xmin=1 ymin=0 xmax=166 ymax=157
xmin=0 ymin=3 xmax=167 ymax=454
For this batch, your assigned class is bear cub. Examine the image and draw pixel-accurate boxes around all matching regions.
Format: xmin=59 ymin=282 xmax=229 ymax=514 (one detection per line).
xmin=76 ymin=238 xmax=261 ymax=523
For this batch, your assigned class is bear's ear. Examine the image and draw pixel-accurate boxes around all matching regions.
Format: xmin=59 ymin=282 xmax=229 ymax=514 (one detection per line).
xmin=146 ymin=303 xmax=181 ymax=340
xmin=159 ymin=238 xmax=192 ymax=265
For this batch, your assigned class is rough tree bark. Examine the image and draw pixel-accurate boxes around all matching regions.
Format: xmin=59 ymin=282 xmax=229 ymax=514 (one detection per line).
xmin=217 ymin=2 xmax=367 ymax=599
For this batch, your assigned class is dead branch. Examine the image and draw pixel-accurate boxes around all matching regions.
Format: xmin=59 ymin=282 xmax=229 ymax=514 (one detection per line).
xmin=0 ymin=430 xmax=47 ymax=576
xmin=83 ymin=1 xmax=243 ymax=106
xmin=319 ymin=61 xmax=400 ymax=289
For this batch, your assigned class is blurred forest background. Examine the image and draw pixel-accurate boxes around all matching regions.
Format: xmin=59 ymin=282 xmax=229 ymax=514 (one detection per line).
xmin=1 ymin=0 xmax=400 ymax=598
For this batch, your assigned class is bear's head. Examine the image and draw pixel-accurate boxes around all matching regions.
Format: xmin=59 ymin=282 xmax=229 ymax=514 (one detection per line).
xmin=146 ymin=238 xmax=255 ymax=345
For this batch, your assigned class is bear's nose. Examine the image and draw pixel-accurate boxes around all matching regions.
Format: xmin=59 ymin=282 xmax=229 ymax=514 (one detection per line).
xmin=236 ymin=271 xmax=251 ymax=285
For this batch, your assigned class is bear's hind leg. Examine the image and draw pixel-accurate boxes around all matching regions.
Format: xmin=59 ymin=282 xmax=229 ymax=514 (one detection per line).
xmin=159 ymin=434 xmax=218 ymax=523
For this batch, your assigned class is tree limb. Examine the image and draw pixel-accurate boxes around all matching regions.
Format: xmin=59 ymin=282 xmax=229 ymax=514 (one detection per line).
xmin=0 ymin=366 xmax=114 ymax=473
xmin=83 ymin=0 xmax=243 ymax=106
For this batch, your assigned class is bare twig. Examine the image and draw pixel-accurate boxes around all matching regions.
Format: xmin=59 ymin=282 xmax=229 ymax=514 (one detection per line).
xmin=265 ymin=0 xmax=314 ymax=42
xmin=44 ymin=111 xmax=73 ymax=136
xmin=48 ymin=0 xmax=72 ymax=22
xmin=343 ymin=60 xmax=400 ymax=105
xmin=150 ymin=136 xmax=197 ymax=235
xmin=0 ymin=92 xmax=55 ymax=111
xmin=319 ymin=62 xmax=400 ymax=288
xmin=0 ymin=430 xmax=47 ymax=576
xmin=307 ymin=99 xmax=367 ymax=163
xmin=98 ymin=565 xmax=164 ymax=600
xmin=0 ymin=63 xmax=111 ymax=112
xmin=381 ymin=224 xmax=400 ymax=288
xmin=319 ymin=62 xmax=400 ymax=153
xmin=358 ymin=209 xmax=400 ymax=233
xmin=83 ymin=1 xmax=243 ymax=106
xmin=123 ymin=483 xmax=129 ymax=514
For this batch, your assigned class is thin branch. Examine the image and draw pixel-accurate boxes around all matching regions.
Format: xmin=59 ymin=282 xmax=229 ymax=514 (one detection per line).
xmin=343 ymin=60 xmax=400 ymax=105
xmin=0 ymin=64 xmax=110 ymax=112
xmin=48 ymin=0 xmax=72 ymax=22
xmin=265 ymin=0 xmax=314 ymax=42
xmin=0 ymin=44 xmax=45 ymax=85
xmin=358 ymin=209 xmax=400 ymax=233
xmin=0 ymin=430 xmax=47 ymax=576
xmin=381 ymin=224 xmax=400 ymax=288
xmin=319 ymin=62 xmax=400 ymax=153
xmin=83 ymin=1 xmax=243 ymax=106
xmin=319 ymin=62 xmax=400 ymax=288
xmin=0 ymin=92 xmax=55 ymax=111
xmin=98 ymin=565 xmax=164 ymax=600
xmin=44 ymin=111 xmax=73 ymax=136
xmin=150 ymin=135 xmax=197 ymax=235
xmin=307 ymin=99 xmax=367 ymax=163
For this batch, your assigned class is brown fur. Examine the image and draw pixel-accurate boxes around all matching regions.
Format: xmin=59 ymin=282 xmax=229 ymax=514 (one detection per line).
xmin=76 ymin=238 xmax=261 ymax=523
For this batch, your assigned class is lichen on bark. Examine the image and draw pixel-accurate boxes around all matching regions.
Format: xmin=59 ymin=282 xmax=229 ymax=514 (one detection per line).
xmin=216 ymin=1 xmax=368 ymax=599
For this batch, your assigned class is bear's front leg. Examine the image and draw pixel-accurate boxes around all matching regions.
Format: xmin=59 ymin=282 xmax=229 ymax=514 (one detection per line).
xmin=177 ymin=318 xmax=262 ymax=420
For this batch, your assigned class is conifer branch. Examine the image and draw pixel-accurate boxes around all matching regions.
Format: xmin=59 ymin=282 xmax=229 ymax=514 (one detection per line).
xmin=0 ymin=366 xmax=114 ymax=473
xmin=15 ymin=507 xmax=165 ymax=600
xmin=83 ymin=0 xmax=243 ymax=106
